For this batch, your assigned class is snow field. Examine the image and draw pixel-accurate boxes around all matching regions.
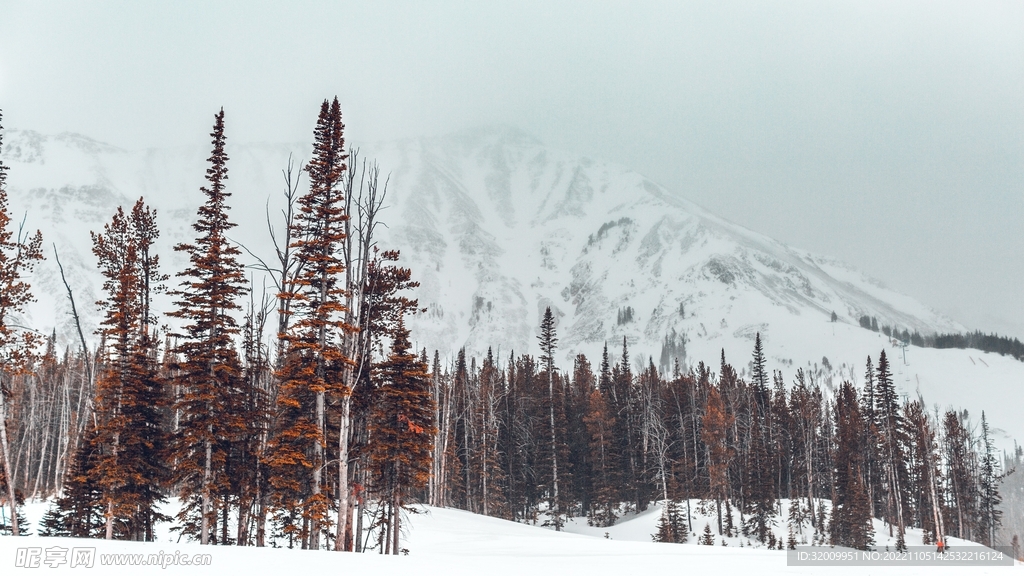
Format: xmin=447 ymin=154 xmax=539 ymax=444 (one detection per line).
xmin=4 ymin=498 xmax=1018 ymax=575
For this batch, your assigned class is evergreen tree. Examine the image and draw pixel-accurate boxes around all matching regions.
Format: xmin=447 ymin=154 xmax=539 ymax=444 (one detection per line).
xmin=771 ymin=370 xmax=792 ymax=503
xmin=584 ymin=384 xmax=619 ymax=526
xmin=39 ymin=427 xmax=105 ymax=538
xmin=599 ymin=341 xmax=611 ymax=393
xmin=168 ymin=109 xmax=249 ymax=545
xmin=751 ymin=332 xmax=768 ymax=408
xmin=831 ymin=381 xmax=872 ymax=550
xmin=90 ymin=199 xmax=169 ymax=541
xmin=538 ymin=306 xmax=563 ymax=529
xmin=699 ymin=522 xmax=716 ymax=545
xmin=942 ymin=409 xmax=977 ymax=540
xmin=702 ymin=384 xmax=734 ymax=535
xmin=367 ymin=319 xmax=436 ymax=554
xmin=875 ymin=350 xmax=909 ymax=540
xmin=653 ymin=499 xmax=688 ymax=543
xmin=612 ymin=338 xmax=641 ymax=511
xmin=978 ymin=412 xmax=1002 ymax=547
xmin=744 ymin=410 xmax=776 ymax=543
xmin=861 ymin=355 xmax=882 ymax=518
xmin=267 ymin=97 xmax=353 ymax=550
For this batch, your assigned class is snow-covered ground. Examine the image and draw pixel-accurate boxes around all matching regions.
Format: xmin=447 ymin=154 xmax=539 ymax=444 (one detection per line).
xmin=3 ymin=499 xmax=1019 ymax=574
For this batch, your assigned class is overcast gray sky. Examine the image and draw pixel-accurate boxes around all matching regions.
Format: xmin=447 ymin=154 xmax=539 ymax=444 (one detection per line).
xmin=2 ymin=1 xmax=1022 ymax=337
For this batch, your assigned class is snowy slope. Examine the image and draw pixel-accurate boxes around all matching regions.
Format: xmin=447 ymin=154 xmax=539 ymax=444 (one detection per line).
xmin=2 ymin=126 xmax=1022 ymax=447
xmin=3 ymin=500 xmax=1018 ymax=575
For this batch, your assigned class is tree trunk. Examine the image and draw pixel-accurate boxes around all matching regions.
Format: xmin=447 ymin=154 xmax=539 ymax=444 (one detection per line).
xmin=548 ymin=371 xmax=560 ymax=530
xmin=105 ymin=500 xmax=114 ymax=539
xmin=806 ymin=439 xmax=815 ymax=528
xmin=341 ymin=487 xmax=352 ymax=551
xmin=237 ymin=493 xmax=250 ymax=546
xmin=383 ymin=501 xmax=392 ymax=555
xmin=255 ymin=478 xmax=266 ymax=547
xmin=0 ymin=383 xmax=20 ymax=536
xmin=105 ymin=429 xmax=120 ymax=540
xmin=221 ymin=499 xmax=229 ymax=545
xmin=310 ymin=389 xmax=324 ymax=550
xmin=355 ymin=487 xmax=364 ymax=552
xmin=392 ymin=494 xmax=401 ymax=554
xmin=334 ymin=393 xmax=351 ymax=551
xmin=202 ymin=434 xmax=212 ymax=544
xmin=716 ymin=498 xmax=723 ymax=535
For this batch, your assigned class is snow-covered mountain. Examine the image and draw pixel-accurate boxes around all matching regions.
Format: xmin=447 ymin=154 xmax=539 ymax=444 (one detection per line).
xmin=3 ymin=125 xmax=1021 ymax=445
xmin=367 ymin=127 xmax=962 ymax=365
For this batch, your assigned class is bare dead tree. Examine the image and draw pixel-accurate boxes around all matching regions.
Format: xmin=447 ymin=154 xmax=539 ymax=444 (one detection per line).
xmin=54 ymin=247 xmax=94 ymax=429
xmin=336 ymin=150 xmax=391 ymax=550
xmin=238 ymin=154 xmax=307 ymax=370
xmin=236 ymin=155 xmax=308 ymax=546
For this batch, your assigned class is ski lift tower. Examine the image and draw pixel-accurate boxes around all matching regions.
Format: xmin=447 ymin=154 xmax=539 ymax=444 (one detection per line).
xmin=901 ymin=338 xmax=909 ymax=365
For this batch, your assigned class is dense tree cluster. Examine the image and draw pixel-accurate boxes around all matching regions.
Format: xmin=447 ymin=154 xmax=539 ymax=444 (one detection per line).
xmin=425 ymin=332 xmax=1011 ymax=550
xmin=0 ymin=104 xmax=432 ymax=554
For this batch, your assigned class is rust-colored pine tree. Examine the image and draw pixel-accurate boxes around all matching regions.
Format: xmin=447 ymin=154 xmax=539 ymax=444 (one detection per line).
xmin=0 ymin=109 xmax=45 ymax=536
xmin=267 ymin=97 xmax=352 ymax=551
xmin=583 ymin=384 xmax=619 ymax=526
xmin=168 ymin=108 xmax=248 ymax=545
xmin=90 ymin=199 xmax=169 ymax=541
xmin=367 ymin=318 xmax=435 ymax=555
xmin=702 ymin=383 xmax=734 ymax=535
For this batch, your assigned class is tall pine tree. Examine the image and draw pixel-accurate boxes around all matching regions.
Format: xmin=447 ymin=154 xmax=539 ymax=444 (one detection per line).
xmin=538 ymin=306 xmax=563 ymax=529
xmin=831 ymin=381 xmax=872 ymax=549
xmin=168 ymin=109 xmax=248 ymax=545
xmin=268 ymin=97 xmax=353 ymax=550
xmin=90 ymin=199 xmax=169 ymax=540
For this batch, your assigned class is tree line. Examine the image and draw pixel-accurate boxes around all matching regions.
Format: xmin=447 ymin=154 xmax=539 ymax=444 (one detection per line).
xmin=426 ymin=327 xmax=1011 ymax=552
xmin=858 ymin=315 xmax=1024 ymax=362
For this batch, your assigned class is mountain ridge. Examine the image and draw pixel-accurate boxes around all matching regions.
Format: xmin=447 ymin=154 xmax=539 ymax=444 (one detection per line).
xmin=0 ymin=125 xmax=965 ymax=359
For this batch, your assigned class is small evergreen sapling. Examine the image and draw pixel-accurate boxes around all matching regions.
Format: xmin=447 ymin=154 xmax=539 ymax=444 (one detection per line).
xmin=652 ymin=500 xmax=688 ymax=543
xmin=699 ymin=522 xmax=715 ymax=545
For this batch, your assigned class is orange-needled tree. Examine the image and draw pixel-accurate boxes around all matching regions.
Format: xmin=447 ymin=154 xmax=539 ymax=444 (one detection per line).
xmin=90 ymin=198 xmax=169 ymax=541
xmin=168 ymin=109 xmax=249 ymax=545
xmin=266 ymin=97 xmax=353 ymax=550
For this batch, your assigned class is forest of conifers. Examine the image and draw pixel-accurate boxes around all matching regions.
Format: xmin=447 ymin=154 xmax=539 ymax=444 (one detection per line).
xmin=0 ymin=102 xmax=1020 ymax=557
